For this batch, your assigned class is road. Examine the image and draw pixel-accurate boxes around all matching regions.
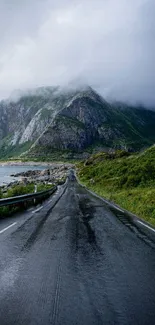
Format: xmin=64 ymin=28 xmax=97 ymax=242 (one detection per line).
xmin=0 ymin=176 xmax=155 ymax=325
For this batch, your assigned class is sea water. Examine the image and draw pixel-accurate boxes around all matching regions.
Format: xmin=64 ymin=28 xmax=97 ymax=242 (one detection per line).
xmin=0 ymin=165 xmax=46 ymax=186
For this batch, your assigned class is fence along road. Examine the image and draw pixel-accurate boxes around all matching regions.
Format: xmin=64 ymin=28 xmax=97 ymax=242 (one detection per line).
xmin=0 ymin=185 xmax=57 ymax=207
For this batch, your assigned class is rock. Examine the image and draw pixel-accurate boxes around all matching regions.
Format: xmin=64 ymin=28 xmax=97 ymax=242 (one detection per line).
xmin=8 ymin=164 xmax=72 ymax=186
xmin=11 ymin=170 xmax=41 ymax=178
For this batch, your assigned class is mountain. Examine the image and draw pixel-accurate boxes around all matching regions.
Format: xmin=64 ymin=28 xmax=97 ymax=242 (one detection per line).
xmin=0 ymin=86 xmax=155 ymax=160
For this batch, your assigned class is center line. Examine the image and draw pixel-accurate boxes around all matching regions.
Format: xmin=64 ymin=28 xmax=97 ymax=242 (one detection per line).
xmin=0 ymin=222 xmax=17 ymax=234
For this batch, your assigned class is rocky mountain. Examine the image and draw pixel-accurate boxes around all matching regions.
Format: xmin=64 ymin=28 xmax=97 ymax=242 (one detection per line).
xmin=0 ymin=86 xmax=155 ymax=160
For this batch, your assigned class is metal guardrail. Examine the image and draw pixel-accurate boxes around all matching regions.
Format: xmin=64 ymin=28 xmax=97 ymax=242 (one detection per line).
xmin=0 ymin=186 xmax=57 ymax=208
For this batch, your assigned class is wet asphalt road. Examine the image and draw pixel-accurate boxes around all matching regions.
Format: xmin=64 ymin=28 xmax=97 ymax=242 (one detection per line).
xmin=0 ymin=178 xmax=155 ymax=325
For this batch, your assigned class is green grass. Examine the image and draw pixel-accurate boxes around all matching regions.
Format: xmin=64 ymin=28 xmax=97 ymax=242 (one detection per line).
xmin=4 ymin=183 xmax=52 ymax=198
xmin=0 ymin=141 xmax=32 ymax=160
xmin=77 ymin=146 xmax=155 ymax=226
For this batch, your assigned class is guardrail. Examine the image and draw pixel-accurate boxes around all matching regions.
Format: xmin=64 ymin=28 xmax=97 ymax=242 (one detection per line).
xmin=0 ymin=186 xmax=57 ymax=208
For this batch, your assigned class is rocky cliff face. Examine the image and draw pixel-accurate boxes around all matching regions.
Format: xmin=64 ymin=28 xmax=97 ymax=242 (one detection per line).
xmin=0 ymin=86 xmax=155 ymax=159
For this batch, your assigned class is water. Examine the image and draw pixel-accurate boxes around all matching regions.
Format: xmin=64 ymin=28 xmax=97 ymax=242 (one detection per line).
xmin=0 ymin=165 xmax=46 ymax=186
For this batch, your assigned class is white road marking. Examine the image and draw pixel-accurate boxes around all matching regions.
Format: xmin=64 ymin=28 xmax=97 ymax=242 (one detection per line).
xmin=115 ymin=207 xmax=124 ymax=213
xmin=31 ymin=189 xmax=60 ymax=213
xmin=84 ymin=186 xmax=125 ymax=213
xmin=137 ymin=220 xmax=155 ymax=233
xmin=0 ymin=222 xmax=17 ymax=234
xmin=32 ymin=206 xmax=43 ymax=214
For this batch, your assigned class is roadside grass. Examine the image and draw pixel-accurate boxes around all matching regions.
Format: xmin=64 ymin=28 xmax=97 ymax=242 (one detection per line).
xmin=4 ymin=183 xmax=52 ymax=198
xmin=77 ymin=146 xmax=155 ymax=226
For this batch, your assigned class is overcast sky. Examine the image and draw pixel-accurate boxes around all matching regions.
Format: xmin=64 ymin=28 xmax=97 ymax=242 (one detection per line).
xmin=0 ymin=0 xmax=154 ymax=106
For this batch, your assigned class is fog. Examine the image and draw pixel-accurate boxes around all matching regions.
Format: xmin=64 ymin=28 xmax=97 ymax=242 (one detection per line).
xmin=0 ymin=0 xmax=154 ymax=106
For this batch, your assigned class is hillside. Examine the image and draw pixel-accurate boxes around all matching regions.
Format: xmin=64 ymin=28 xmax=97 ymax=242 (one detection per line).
xmin=0 ymin=86 xmax=155 ymax=160
xmin=77 ymin=145 xmax=155 ymax=226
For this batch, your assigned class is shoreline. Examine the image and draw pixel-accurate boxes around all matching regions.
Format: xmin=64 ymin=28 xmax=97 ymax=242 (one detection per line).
xmin=0 ymin=161 xmax=74 ymax=167
xmin=0 ymin=161 xmax=74 ymax=189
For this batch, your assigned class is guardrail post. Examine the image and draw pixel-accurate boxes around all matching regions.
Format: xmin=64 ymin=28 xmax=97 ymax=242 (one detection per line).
xmin=34 ymin=184 xmax=37 ymax=204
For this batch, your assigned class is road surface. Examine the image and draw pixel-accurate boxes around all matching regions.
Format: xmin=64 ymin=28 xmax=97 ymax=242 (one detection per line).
xmin=0 ymin=176 xmax=155 ymax=325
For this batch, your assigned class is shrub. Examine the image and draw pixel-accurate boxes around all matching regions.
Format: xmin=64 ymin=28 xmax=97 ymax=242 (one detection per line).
xmin=125 ymin=175 xmax=141 ymax=188
xmin=119 ymin=176 xmax=128 ymax=187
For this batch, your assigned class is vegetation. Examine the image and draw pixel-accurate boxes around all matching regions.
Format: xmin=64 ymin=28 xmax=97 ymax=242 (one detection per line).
xmin=77 ymin=145 xmax=155 ymax=226
xmin=4 ymin=182 xmax=52 ymax=198
xmin=21 ymin=146 xmax=80 ymax=162
xmin=0 ymin=182 xmax=53 ymax=217
xmin=0 ymin=141 xmax=32 ymax=160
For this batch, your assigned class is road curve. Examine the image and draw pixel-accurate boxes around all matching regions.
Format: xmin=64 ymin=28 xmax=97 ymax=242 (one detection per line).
xmin=0 ymin=177 xmax=155 ymax=325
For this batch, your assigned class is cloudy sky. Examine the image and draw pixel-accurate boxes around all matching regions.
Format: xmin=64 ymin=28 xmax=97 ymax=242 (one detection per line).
xmin=0 ymin=0 xmax=154 ymax=105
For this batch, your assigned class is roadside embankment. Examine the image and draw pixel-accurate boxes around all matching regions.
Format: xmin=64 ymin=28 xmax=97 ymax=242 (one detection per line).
xmin=77 ymin=147 xmax=155 ymax=226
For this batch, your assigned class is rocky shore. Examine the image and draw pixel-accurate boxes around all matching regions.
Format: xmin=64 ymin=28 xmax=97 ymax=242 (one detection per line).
xmin=0 ymin=161 xmax=73 ymax=167
xmin=11 ymin=164 xmax=72 ymax=182
xmin=0 ymin=163 xmax=74 ymax=195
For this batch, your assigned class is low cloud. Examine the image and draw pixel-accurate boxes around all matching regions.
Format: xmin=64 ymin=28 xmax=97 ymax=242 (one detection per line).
xmin=0 ymin=0 xmax=154 ymax=106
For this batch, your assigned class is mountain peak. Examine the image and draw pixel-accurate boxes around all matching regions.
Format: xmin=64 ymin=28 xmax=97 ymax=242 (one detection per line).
xmin=0 ymin=86 xmax=155 ymax=160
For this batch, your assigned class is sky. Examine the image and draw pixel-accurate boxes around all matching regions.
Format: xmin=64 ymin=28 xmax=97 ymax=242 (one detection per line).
xmin=0 ymin=0 xmax=154 ymax=106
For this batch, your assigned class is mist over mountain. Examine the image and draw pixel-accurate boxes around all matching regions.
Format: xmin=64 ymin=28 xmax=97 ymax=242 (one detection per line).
xmin=0 ymin=86 xmax=155 ymax=160
xmin=0 ymin=0 xmax=154 ymax=106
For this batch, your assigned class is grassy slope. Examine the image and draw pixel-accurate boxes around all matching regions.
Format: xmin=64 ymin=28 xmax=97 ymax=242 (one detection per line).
xmin=77 ymin=146 xmax=155 ymax=226
xmin=0 ymin=141 xmax=33 ymax=160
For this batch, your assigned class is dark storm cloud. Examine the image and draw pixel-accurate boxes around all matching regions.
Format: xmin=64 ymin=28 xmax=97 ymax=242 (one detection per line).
xmin=0 ymin=0 xmax=154 ymax=106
